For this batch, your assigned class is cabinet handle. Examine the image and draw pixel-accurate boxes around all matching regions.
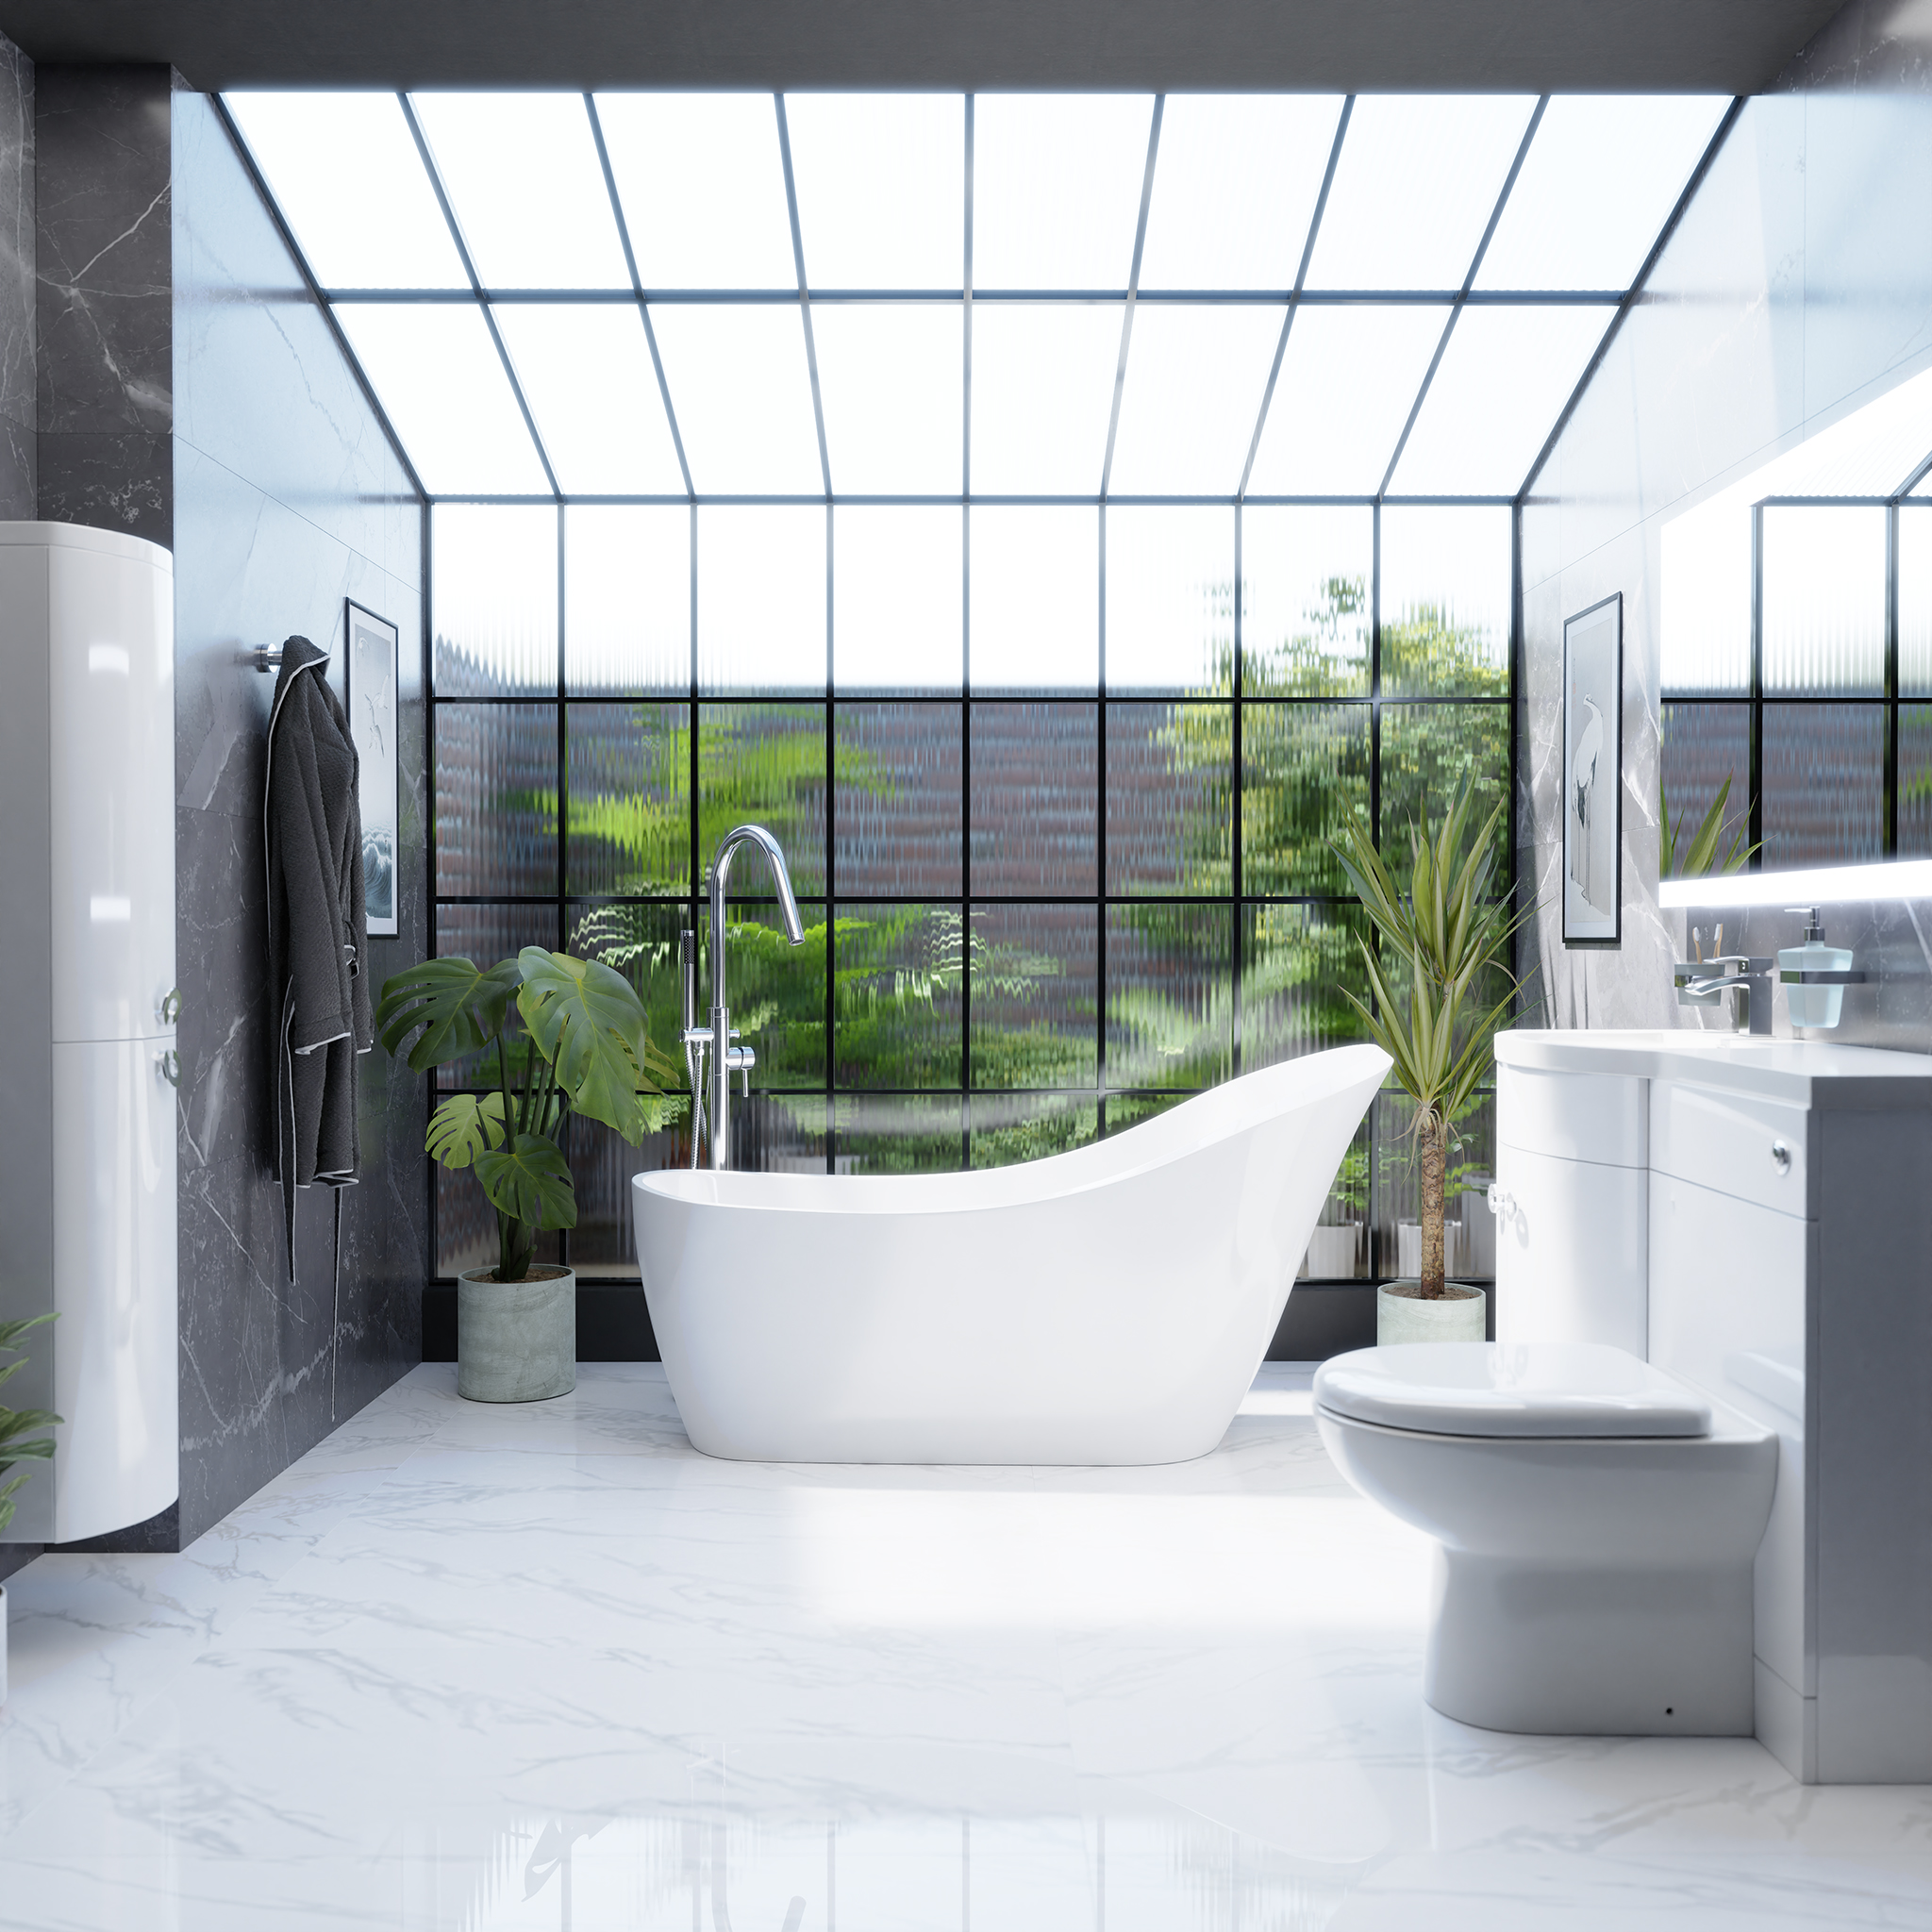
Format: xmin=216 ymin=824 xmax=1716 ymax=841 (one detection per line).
xmin=155 ymin=1048 xmax=179 ymax=1089
xmin=1770 ymin=1139 xmax=1790 ymax=1175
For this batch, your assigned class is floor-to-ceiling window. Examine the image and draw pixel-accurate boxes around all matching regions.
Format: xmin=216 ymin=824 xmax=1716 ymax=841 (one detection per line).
xmin=225 ymin=88 xmax=1734 ymax=1290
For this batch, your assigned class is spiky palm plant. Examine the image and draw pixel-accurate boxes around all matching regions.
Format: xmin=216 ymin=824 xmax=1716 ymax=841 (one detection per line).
xmin=0 ymin=1312 xmax=58 ymax=1535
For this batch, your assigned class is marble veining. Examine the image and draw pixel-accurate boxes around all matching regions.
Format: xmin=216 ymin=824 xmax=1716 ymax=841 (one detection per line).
xmin=1 ymin=1362 xmax=1926 ymax=1929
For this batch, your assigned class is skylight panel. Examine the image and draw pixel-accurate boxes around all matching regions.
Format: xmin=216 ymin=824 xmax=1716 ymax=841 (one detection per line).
xmin=1301 ymin=95 xmax=1537 ymax=291
xmin=785 ymin=94 xmax=964 ymax=289
xmin=1107 ymin=305 xmax=1286 ymax=496
xmin=1475 ymin=96 xmax=1729 ymax=291
xmin=334 ymin=305 xmax=547 ymax=493
xmin=834 ymin=507 xmax=963 ymax=691
xmin=809 ymin=305 xmax=962 ymax=493
xmin=1136 ymin=96 xmax=1342 ymax=291
xmin=224 ymin=92 xmax=465 ymax=290
xmin=1244 ymin=306 xmax=1447 ymax=496
xmin=598 ymin=93 xmax=798 ymax=289
xmin=970 ymin=507 xmax=1099 ymax=691
xmin=969 ymin=304 xmax=1123 ymax=495
xmin=972 ymin=95 xmax=1154 ymax=290
xmin=646 ymin=304 xmax=824 ymax=494
xmin=1389 ymin=304 xmax=1607 ymax=494
xmin=408 ymin=93 xmax=630 ymax=290
xmin=491 ymin=307 xmax=685 ymax=494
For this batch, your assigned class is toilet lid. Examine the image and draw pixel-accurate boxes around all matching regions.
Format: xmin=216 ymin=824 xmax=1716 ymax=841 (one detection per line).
xmin=1313 ymin=1342 xmax=1712 ymax=1438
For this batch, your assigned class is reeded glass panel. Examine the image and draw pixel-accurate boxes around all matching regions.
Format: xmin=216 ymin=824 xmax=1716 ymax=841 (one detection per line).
xmin=1659 ymin=703 xmax=1752 ymax=879
xmin=1105 ymin=904 xmax=1232 ymax=1089
xmin=968 ymin=304 xmax=1123 ymax=494
xmin=718 ymin=900 xmax=828 ymax=1087
xmin=409 ymin=93 xmax=629 ymax=289
xmin=1106 ymin=508 xmax=1234 ymax=695
xmin=810 ymin=305 xmax=962 ymax=493
xmin=1108 ymin=702 xmax=1232 ymax=896
xmin=1241 ymin=704 xmax=1371 ymax=894
xmin=565 ymin=702 xmax=690 ymax=896
xmin=1299 ymin=1121 xmax=1373 ymax=1276
xmin=1899 ymin=707 xmax=1932 ymax=855
xmin=647 ymin=304 xmax=823 ymax=494
xmin=1301 ymin=95 xmax=1538 ymax=291
xmin=697 ymin=507 xmax=825 ymax=694
xmin=224 ymin=92 xmax=466 ymax=289
xmin=969 ymin=702 xmax=1097 ymax=893
xmin=969 ymin=507 xmax=1098 ymax=692
xmin=433 ymin=902 xmax=561 ymax=1090
xmin=1244 ymin=307 xmax=1447 ymax=496
xmin=1762 ymin=704 xmax=1885 ymax=867
xmin=970 ymin=1092 xmax=1097 ymax=1168
xmin=432 ymin=506 xmax=558 ymax=696
xmin=835 ymin=703 xmax=963 ymax=897
xmin=1761 ymin=506 xmax=1887 ymax=696
xmin=1105 ymin=1091 xmax=1192 ymax=1135
xmin=970 ymin=903 xmax=1097 ymax=1090
xmin=565 ymin=506 xmax=690 ymax=695
xmin=1375 ymin=1089 xmax=1496 ymax=1282
xmin=492 ymin=306 xmax=686 ymax=494
xmin=832 ymin=1097 xmax=964 ymax=1174
xmin=1475 ymin=97 xmax=1728 ymax=292
xmin=1660 ymin=491 xmax=1752 ymax=693
xmin=833 ymin=903 xmax=962 ymax=1088
xmin=1379 ymin=507 xmax=1512 ymax=697
xmin=438 ymin=1165 xmax=558 ymax=1275
xmin=1136 ymin=95 xmax=1342 ymax=291
xmin=1241 ymin=903 xmax=1371 ymax=1067
xmin=597 ymin=93 xmax=797 ymax=289
xmin=785 ymin=94 xmax=964 ymax=289
xmin=1241 ymin=506 xmax=1374 ymax=697
xmin=832 ymin=507 xmax=962 ymax=693
xmin=972 ymin=94 xmax=1153 ymax=290
xmin=1390 ymin=306 xmax=1608 ymax=496
xmin=1106 ymin=305 xmax=1286 ymax=496
xmin=698 ymin=705 xmax=827 ymax=894
xmin=729 ymin=1093 xmax=829 ymax=1174
xmin=567 ymin=1116 xmax=683 ymax=1274
xmin=335 ymin=306 xmax=546 ymax=494
xmin=435 ymin=705 xmax=558 ymax=897
xmin=1900 ymin=508 xmax=1932 ymax=697
xmin=567 ymin=898 xmax=686 ymax=1048
xmin=1379 ymin=704 xmax=1510 ymax=888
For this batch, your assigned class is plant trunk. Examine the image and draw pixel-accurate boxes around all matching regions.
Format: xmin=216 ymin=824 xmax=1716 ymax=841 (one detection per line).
xmin=496 ymin=1211 xmax=537 ymax=1284
xmin=1418 ymin=1107 xmax=1446 ymax=1299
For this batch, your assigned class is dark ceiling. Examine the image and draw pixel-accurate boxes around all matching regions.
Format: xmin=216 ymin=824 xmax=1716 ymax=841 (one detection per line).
xmin=0 ymin=0 xmax=1845 ymax=93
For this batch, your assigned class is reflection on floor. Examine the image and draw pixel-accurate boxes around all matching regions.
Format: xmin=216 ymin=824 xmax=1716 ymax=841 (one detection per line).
xmin=1 ymin=1362 xmax=1927 ymax=1928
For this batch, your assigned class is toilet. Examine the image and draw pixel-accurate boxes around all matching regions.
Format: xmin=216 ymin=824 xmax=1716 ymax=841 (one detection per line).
xmin=1314 ymin=1341 xmax=1777 ymax=1736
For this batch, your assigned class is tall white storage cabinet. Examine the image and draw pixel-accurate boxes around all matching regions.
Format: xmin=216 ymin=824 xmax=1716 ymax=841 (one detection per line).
xmin=0 ymin=523 xmax=177 ymax=1545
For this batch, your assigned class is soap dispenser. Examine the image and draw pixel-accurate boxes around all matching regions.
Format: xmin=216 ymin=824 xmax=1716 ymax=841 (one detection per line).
xmin=1779 ymin=907 xmax=1855 ymax=1029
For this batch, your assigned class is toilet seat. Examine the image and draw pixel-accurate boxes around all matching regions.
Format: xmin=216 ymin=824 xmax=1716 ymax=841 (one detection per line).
xmin=1314 ymin=1341 xmax=1712 ymax=1439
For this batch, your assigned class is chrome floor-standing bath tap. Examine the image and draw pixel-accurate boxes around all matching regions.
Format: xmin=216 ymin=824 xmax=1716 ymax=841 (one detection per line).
xmin=681 ymin=824 xmax=806 ymax=1170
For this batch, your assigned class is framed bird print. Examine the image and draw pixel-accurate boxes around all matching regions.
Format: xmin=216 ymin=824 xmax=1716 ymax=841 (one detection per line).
xmin=1562 ymin=592 xmax=1623 ymax=947
xmin=345 ymin=599 xmax=399 ymax=938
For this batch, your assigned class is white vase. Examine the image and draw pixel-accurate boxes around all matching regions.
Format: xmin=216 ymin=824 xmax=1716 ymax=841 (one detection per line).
xmin=1303 ymin=1223 xmax=1361 ymax=1279
xmin=1376 ymin=1280 xmax=1487 ymax=1345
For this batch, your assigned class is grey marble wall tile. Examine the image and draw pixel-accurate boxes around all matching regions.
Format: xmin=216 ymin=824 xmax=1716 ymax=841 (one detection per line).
xmin=0 ymin=30 xmax=33 ymax=520
xmin=35 ymin=65 xmax=171 ymax=544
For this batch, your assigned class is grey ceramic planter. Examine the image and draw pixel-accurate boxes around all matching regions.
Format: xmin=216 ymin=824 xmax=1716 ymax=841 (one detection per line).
xmin=457 ymin=1266 xmax=576 ymax=1402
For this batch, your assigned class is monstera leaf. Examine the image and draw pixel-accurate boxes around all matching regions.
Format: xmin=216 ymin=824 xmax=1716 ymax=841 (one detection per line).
xmin=515 ymin=948 xmax=675 ymax=1144
xmin=425 ymin=1091 xmax=507 ymax=1171
xmin=375 ymin=957 xmax=525 ymax=1073
xmin=475 ymin=1130 xmax=577 ymax=1230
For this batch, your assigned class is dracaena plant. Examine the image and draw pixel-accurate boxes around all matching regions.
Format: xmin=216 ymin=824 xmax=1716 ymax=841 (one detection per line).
xmin=0 ymin=1312 xmax=58 ymax=1536
xmin=1660 ymin=770 xmax=1759 ymax=878
xmin=376 ymin=949 xmax=683 ymax=1285
xmin=1329 ymin=781 xmax=1529 ymax=1300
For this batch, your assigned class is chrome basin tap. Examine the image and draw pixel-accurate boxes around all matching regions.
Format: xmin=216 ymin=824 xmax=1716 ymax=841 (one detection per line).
xmin=682 ymin=824 xmax=805 ymax=1170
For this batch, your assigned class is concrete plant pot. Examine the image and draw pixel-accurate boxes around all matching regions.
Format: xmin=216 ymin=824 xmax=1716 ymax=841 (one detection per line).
xmin=1377 ymin=1280 xmax=1487 ymax=1346
xmin=457 ymin=1265 xmax=576 ymax=1403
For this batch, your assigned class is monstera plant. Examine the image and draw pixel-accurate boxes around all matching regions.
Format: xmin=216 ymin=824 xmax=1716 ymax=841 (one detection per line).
xmin=0 ymin=1313 xmax=58 ymax=1535
xmin=377 ymin=949 xmax=682 ymax=1284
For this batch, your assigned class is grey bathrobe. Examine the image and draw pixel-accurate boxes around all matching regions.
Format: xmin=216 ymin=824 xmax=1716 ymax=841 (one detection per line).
xmin=267 ymin=634 xmax=371 ymax=1280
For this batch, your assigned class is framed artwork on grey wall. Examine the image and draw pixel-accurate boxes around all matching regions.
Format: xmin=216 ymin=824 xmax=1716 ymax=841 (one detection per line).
xmin=1562 ymin=591 xmax=1623 ymax=947
xmin=345 ymin=599 xmax=399 ymax=938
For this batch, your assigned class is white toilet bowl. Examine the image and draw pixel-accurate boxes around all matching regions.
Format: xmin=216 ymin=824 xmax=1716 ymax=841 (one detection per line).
xmin=1314 ymin=1341 xmax=1777 ymax=1736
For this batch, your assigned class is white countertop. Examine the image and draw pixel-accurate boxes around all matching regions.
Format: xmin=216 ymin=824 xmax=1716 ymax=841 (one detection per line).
xmin=1493 ymin=1028 xmax=1932 ymax=1107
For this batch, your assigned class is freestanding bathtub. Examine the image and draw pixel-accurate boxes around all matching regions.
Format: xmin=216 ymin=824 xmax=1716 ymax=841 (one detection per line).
xmin=632 ymin=1043 xmax=1391 ymax=1464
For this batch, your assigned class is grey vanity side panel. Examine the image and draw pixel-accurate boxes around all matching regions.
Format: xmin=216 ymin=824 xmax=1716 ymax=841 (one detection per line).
xmin=1810 ymin=1106 xmax=1932 ymax=1784
xmin=0 ymin=543 xmax=55 ymax=1544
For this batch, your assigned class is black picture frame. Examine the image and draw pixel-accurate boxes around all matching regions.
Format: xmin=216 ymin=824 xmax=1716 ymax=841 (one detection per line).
xmin=345 ymin=599 xmax=400 ymax=938
xmin=1562 ymin=591 xmax=1623 ymax=948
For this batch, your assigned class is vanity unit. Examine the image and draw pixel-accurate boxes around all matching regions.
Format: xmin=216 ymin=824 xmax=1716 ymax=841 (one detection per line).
xmin=1494 ymin=1029 xmax=1932 ymax=1784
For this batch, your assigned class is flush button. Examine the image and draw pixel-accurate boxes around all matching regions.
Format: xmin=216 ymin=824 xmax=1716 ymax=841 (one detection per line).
xmin=1770 ymin=1140 xmax=1791 ymax=1175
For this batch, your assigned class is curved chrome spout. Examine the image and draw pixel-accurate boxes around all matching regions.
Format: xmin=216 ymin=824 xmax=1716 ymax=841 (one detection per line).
xmin=703 ymin=824 xmax=806 ymax=1170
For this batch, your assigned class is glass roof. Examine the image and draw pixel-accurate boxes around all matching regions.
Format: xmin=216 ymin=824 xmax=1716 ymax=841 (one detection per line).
xmin=226 ymin=88 xmax=1732 ymax=506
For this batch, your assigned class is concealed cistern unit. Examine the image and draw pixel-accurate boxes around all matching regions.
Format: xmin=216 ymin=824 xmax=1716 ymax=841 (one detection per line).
xmin=681 ymin=824 xmax=806 ymax=1171
xmin=1777 ymin=907 xmax=1863 ymax=1030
